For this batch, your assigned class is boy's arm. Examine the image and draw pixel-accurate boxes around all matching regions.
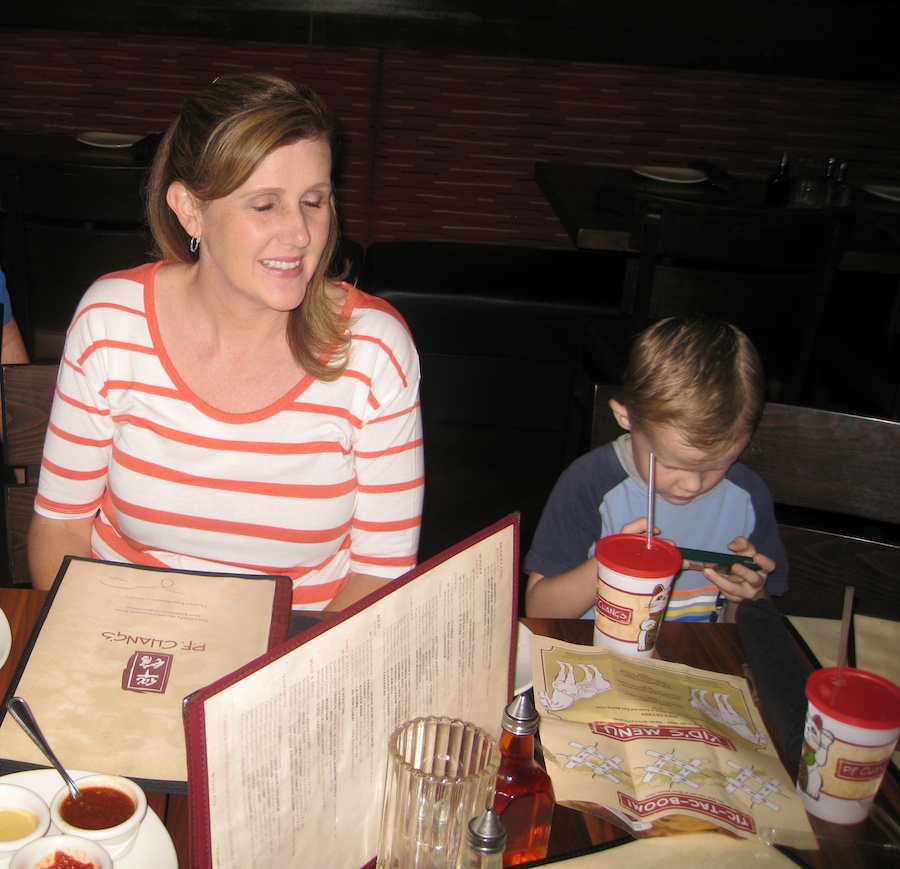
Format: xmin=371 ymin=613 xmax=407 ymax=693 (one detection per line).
xmin=526 ymin=517 xmax=658 ymax=618
xmin=525 ymin=558 xmax=598 ymax=618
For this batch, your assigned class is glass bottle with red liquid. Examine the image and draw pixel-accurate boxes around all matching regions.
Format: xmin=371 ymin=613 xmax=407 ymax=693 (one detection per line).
xmin=493 ymin=693 xmax=555 ymax=866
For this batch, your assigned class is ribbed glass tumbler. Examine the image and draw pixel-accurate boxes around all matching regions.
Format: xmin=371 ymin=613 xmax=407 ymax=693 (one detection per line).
xmin=376 ymin=716 xmax=500 ymax=869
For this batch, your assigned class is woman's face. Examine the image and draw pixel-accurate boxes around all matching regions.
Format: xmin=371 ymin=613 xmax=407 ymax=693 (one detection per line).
xmin=179 ymin=137 xmax=333 ymax=313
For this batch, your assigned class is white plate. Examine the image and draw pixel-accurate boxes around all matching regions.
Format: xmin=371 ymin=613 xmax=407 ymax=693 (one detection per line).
xmin=514 ymin=622 xmax=534 ymax=694
xmin=862 ymin=183 xmax=900 ymax=203
xmin=631 ymin=165 xmax=708 ymax=184
xmin=0 ymin=610 xmax=10 ymax=670
xmin=0 ymin=770 xmax=176 ymax=869
xmin=76 ymin=132 xmax=143 ymax=149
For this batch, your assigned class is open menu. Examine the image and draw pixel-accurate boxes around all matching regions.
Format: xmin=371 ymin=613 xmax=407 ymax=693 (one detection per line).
xmin=183 ymin=516 xmax=519 ymax=869
xmin=0 ymin=557 xmax=291 ymax=792
xmin=530 ymin=635 xmax=815 ymax=849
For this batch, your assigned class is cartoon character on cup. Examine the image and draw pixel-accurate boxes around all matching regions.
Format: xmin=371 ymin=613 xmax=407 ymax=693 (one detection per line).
xmin=637 ymin=583 xmax=670 ymax=653
xmin=798 ymin=713 xmax=835 ymax=800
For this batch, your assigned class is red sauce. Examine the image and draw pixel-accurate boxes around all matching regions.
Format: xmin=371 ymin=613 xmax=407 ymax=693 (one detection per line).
xmin=42 ymin=851 xmax=95 ymax=869
xmin=59 ymin=785 xmax=135 ymax=830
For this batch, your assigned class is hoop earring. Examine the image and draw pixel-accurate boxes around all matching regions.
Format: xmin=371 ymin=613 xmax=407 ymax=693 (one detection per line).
xmin=190 ymin=236 xmax=201 ymax=254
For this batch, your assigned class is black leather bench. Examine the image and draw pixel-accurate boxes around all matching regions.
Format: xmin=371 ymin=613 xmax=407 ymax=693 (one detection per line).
xmin=359 ymin=241 xmax=627 ymax=575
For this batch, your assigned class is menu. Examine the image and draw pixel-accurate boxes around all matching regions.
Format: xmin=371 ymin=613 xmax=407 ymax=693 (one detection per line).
xmin=0 ymin=557 xmax=290 ymax=791
xmin=183 ymin=517 xmax=518 ymax=869
xmin=530 ymin=635 xmax=816 ymax=849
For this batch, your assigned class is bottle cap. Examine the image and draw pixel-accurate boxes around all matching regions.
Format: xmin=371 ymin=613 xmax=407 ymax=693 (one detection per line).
xmin=502 ymin=692 xmax=539 ymax=735
xmin=466 ymin=808 xmax=507 ymax=854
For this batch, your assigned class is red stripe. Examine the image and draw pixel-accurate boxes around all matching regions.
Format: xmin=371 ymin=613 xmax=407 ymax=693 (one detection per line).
xmin=113 ymin=447 xmax=358 ymax=498
xmin=108 ymin=490 xmax=353 ymax=544
xmin=358 ymin=475 xmax=424 ymax=494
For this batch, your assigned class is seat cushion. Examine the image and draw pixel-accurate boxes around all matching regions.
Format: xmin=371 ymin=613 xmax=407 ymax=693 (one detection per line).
xmin=361 ymin=241 xmax=626 ymax=360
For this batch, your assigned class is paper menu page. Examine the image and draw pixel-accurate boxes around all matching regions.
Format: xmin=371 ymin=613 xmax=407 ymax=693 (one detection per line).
xmin=197 ymin=521 xmax=516 ymax=869
xmin=0 ymin=558 xmax=284 ymax=788
xmin=530 ymin=635 xmax=815 ymax=848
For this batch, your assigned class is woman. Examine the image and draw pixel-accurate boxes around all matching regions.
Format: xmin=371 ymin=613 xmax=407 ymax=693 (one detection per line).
xmin=28 ymin=74 xmax=424 ymax=610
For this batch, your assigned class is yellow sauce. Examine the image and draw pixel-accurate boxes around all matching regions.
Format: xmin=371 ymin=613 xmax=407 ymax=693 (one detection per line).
xmin=0 ymin=806 xmax=39 ymax=840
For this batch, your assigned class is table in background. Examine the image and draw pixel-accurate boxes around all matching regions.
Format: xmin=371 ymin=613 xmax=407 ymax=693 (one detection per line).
xmin=524 ymin=616 xmax=900 ymax=869
xmin=0 ymin=131 xmax=153 ymax=170
xmin=533 ymin=163 xmax=900 ymax=276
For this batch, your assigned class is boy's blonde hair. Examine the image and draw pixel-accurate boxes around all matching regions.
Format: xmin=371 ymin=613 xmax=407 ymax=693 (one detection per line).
xmin=616 ymin=316 xmax=765 ymax=453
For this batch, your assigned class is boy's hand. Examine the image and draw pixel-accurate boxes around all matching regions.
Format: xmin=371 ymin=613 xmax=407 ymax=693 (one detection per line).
xmin=620 ymin=517 xmax=661 ymax=537
xmin=706 ymin=536 xmax=774 ymax=606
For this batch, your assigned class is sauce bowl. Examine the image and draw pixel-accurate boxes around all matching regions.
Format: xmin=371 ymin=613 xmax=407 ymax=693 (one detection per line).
xmin=49 ymin=775 xmax=146 ymax=860
xmin=0 ymin=783 xmax=50 ymax=863
xmin=10 ymin=833 xmax=113 ymax=869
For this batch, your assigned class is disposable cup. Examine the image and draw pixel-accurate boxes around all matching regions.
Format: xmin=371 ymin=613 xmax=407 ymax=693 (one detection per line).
xmin=593 ymin=534 xmax=682 ymax=656
xmin=376 ymin=716 xmax=499 ymax=869
xmin=796 ymin=667 xmax=900 ymax=823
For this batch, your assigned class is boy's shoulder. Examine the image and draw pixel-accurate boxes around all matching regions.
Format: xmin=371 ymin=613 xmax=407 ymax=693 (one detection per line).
xmin=725 ymin=461 xmax=775 ymax=502
xmin=561 ymin=437 xmax=629 ymax=493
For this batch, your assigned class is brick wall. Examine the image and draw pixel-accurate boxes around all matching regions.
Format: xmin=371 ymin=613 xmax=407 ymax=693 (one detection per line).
xmin=3 ymin=28 xmax=898 ymax=249
xmin=0 ymin=29 xmax=381 ymax=242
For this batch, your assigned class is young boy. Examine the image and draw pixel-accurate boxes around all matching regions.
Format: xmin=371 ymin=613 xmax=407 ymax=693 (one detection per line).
xmin=525 ymin=315 xmax=787 ymax=624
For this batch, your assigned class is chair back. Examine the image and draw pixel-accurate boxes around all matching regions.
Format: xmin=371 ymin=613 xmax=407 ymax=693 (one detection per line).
xmin=623 ymin=193 xmax=855 ymax=402
xmin=0 ymin=158 xmax=151 ymax=360
xmin=591 ymin=383 xmax=900 ymax=620
xmin=1 ymin=363 xmax=59 ymax=586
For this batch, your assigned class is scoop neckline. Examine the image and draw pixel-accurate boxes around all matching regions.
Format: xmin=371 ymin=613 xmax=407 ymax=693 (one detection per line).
xmin=143 ymin=260 xmax=321 ymax=422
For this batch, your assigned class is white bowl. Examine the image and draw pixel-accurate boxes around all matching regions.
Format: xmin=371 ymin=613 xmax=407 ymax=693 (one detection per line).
xmin=49 ymin=775 xmax=146 ymax=860
xmin=11 ymin=834 xmax=112 ymax=869
xmin=0 ymin=783 xmax=50 ymax=860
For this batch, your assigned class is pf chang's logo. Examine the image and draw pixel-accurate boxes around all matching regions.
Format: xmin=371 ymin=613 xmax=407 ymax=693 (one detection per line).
xmin=597 ymin=595 xmax=632 ymax=625
xmin=836 ymin=757 xmax=891 ymax=782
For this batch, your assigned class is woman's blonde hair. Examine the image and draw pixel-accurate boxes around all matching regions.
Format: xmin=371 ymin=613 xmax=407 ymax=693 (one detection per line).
xmin=616 ymin=315 xmax=765 ymax=453
xmin=146 ymin=72 xmax=348 ymax=380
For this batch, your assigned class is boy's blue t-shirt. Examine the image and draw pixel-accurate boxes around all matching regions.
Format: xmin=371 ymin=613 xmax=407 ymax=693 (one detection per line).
xmin=524 ymin=435 xmax=789 ymax=623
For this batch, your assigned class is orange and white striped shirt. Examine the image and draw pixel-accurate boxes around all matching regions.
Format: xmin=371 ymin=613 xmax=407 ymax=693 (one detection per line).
xmin=35 ymin=262 xmax=424 ymax=609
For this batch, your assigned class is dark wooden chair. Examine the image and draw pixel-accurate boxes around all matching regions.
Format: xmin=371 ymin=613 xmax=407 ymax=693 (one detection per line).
xmin=0 ymin=157 xmax=152 ymax=360
xmin=591 ymin=383 xmax=900 ymax=621
xmin=1 ymin=363 xmax=59 ymax=586
xmin=582 ymin=194 xmax=855 ymax=403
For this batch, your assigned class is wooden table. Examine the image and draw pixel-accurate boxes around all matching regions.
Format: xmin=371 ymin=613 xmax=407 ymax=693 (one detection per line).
xmin=534 ymin=162 xmax=900 ymax=276
xmin=0 ymin=131 xmax=154 ymax=171
xmin=0 ymin=590 xmax=896 ymax=868
xmin=525 ymin=616 xmax=900 ymax=869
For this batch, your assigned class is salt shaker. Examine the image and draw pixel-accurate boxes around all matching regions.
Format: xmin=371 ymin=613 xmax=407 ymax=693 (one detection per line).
xmin=460 ymin=808 xmax=506 ymax=869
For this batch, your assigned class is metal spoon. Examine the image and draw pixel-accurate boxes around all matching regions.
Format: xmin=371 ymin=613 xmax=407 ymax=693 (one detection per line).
xmin=6 ymin=696 xmax=82 ymax=800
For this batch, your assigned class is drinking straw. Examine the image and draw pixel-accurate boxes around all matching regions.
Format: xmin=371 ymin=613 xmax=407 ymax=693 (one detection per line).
xmin=646 ymin=453 xmax=656 ymax=549
xmin=834 ymin=585 xmax=855 ymax=686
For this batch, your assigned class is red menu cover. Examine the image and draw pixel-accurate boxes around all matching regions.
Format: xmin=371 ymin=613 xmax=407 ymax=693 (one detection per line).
xmin=183 ymin=515 xmax=520 ymax=869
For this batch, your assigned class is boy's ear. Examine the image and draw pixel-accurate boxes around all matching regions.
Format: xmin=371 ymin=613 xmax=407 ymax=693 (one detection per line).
xmin=609 ymin=398 xmax=632 ymax=431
